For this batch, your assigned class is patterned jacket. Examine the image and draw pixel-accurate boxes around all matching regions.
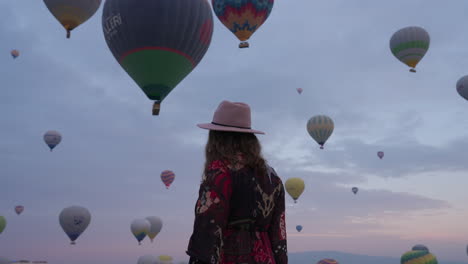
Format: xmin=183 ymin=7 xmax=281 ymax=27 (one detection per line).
xmin=186 ymin=159 xmax=287 ymax=264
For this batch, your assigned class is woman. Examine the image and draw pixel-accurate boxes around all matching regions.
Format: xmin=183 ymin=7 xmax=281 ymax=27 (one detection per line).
xmin=186 ymin=101 xmax=287 ymax=264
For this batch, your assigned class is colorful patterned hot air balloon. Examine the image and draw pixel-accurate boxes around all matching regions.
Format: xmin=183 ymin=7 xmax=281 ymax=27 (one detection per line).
xmin=412 ymin=244 xmax=429 ymax=252
xmin=456 ymin=75 xmax=468 ymax=101
xmin=307 ymin=115 xmax=334 ymax=149
xmin=43 ymin=130 xmax=62 ymax=151
xmin=59 ymin=206 xmax=91 ymax=245
xmin=145 ymin=216 xmax=163 ymax=243
xmin=102 ymin=0 xmax=213 ymax=115
xmin=401 ymin=250 xmax=437 ymax=264
xmin=212 ymin=0 xmax=274 ymax=48
xmin=15 ymin=206 xmax=24 ymax=215
xmin=296 ymin=225 xmax=302 ymax=232
xmin=11 ymin=50 xmax=19 ymax=59
xmin=160 ymin=170 xmax=175 ymax=189
xmin=352 ymin=187 xmax=358 ymax=194
xmin=317 ymin=259 xmax=339 ymax=264
xmin=0 ymin=216 xmax=6 ymax=235
xmin=285 ymin=177 xmax=305 ymax=203
xmin=131 ymin=219 xmax=151 ymax=245
xmin=43 ymin=0 xmax=102 ymax=38
xmin=377 ymin=151 xmax=384 ymax=159
xmin=297 ymin=88 xmax=303 ymax=94
xmin=390 ymin=26 xmax=430 ymax=73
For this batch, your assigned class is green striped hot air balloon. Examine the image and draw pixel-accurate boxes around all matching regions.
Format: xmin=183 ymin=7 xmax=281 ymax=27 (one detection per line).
xmin=306 ymin=115 xmax=334 ymax=149
xmin=390 ymin=26 xmax=430 ymax=73
xmin=401 ymin=250 xmax=438 ymax=264
xmin=102 ymin=0 xmax=214 ymax=115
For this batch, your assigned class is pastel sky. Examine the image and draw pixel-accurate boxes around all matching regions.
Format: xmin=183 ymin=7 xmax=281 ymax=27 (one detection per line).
xmin=1 ymin=0 xmax=468 ymax=264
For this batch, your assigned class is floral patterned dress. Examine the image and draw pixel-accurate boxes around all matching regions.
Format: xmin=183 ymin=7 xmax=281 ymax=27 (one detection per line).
xmin=186 ymin=159 xmax=287 ymax=264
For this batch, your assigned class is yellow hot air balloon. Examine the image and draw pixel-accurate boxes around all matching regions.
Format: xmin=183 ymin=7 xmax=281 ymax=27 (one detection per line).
xmin=43 ymin=0 xmax=102 ymax=38
xmin=285 ymin=178 xmax=305 ymax=203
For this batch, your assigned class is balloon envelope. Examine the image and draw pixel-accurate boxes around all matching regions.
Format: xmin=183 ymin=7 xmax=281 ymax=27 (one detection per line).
xmin=158 ymin=255 xmax=173 ymax=264
xmin=412 ymin=244 xmax=429 ymax=252
xmin=43 ymin=0 xmax=102 ymax=38
xmin=43 ymin=130 xmax=62 ymax=151
xmin=15 ymin=206 xmax=24 ymax=215
xmin=296 ymin=225 xmax=302 ymax=232
xmin=390 ymin=26 xmax=430 ymax=72
xmin=102 ymin=0 xmax=213 ymax=115
xmin=456 ymin=75 xmax=468 ymax=101
xmin=11 ymin=50 xmax=19 ymax=59
xmin=131 ymin=219 xmax=151 ymax=245
xmin=307 ymin=115 xmax=334 ymax=149
xmin=317 ymin=259 xmax=339 ymax=264
xmin=401 ymin=250 xmax=437 ymax=264
xmin=161 ymin=170 xmax=175 ymax=189
xmin=285 ymin=178 xmax=305 ymax=203
xmin=0 ymin=216 xmax=6 ymax=234
xmin=212 ymin=0 xmax=274 ymax=46
xmin=59 ymin=206 xmax=91 ymax=244
xmin=352 ymin=187 xmax=358 ymax=194
xmin=138 ymin=255 xmax=158 ymax=264
xmin=145 ymin=216 xmax=163 ymax=242
xmin=377 ymin=151 xmax=384 ymax=159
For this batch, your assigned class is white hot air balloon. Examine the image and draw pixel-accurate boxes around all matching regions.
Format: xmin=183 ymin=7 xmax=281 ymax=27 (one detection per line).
xmin=131 ymin=219 xmax=151 ymax=245
xmin=145 ymin=216 xmax=163 ymax=243
xmin=390 ymin=26 xmax=430 ymax=73
xmin=456 ymin=75 xmax=468 ymax=101
xmin=59 ymin=206 xmax=91 ymax=245
xmin=138 ymin=255 xmax=158 ymax=264
xmin=43 ymin=130 xmax=62 ymax=151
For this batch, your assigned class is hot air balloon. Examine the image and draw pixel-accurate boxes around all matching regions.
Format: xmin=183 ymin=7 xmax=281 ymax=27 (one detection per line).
xmin=11 ymin=50 xmax=19 ymax=59
xmin=317 ymin=259 xmax=339 ymax=264
xmin=15 ymin=206 xmax=24 ymax=215
xmin=456 ymin=75 xmax=468 ymax=101
xmin=145 ymin=216 xmax=163 ymax=243
xmin=390 ymin=26 xmax=430 ymax=73
xmin=212 ymin=0 xmax=274 ymax=48
xmin=43 ymin=130 xmax=62 ymax=151
xmin=158 ymin=255 xmax=173 ymax=264
xmin=138 ymin=255 xmax=158 ymax=264
xmin=297 ymin=88 xmax=303 ymax=94
xmin=102 ymin=0 xmax=213 ymax=116
xmin=377 ymin=151 xmax=384 ymax=159
xmin=307 ymin=115 xmax=334 ymax=149
xmin=352 ymin=187 xmax=358 ymax=194
xmin=0 ymin=216 xmax=6 ymax=235
xmin=43 ymin=0 xmax=102 ymax=38
xmin=412 ymin=244 xmax=429 ymax=252
xmin=296 ymin=225 xmax=302 ymax=232
xmin=59 ymin=206 xmax=91 ymax=245
xmin=161 ymin=170 xmax=175 ymax=189
xmin=466 ymin=244 xmax=468 ymax=256
xmin=0 ymin=257 xmax=11 ymax=264
xmin=401 ymin=250 xmax=437 ymax=264
xmin=131 ymin=219 xmax=151 ymax=245
xmin=285 ymin=178 xmax=305 ymax=203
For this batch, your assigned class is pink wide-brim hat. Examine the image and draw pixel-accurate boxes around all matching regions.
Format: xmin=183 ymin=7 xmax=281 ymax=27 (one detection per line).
xmin=197 ymin=100 xmax=265 ymax=134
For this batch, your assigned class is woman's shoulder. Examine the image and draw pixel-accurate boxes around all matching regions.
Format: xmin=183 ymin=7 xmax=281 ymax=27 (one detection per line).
xmin=266 ymin=165 xmax=284 ymax=185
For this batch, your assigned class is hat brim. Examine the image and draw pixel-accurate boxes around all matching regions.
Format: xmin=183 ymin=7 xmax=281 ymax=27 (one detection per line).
xmin=197 ymin=123 xmax=265 ymax=134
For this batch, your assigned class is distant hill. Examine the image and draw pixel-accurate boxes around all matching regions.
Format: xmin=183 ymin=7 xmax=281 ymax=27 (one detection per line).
xmin=288 ymin=251 xmax=468 ymax=264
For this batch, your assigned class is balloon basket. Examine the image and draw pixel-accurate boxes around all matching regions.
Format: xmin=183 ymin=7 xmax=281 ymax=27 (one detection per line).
xmin=71 ymin=241 xmax=76 ymax=245
xmin=152 ymin=101 xmax=161 ymax=116
xmin=410 ymin=68 xmax=416 ymax=73
xmin=239 ymin=42 xmax=249 ymax=48
xmin=320 ymin=146 xmax=324 ymax=149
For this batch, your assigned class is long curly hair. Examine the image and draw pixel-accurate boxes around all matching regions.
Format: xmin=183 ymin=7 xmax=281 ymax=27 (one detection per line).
xmin=204 ymin=130 xmax=267 ymax=177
